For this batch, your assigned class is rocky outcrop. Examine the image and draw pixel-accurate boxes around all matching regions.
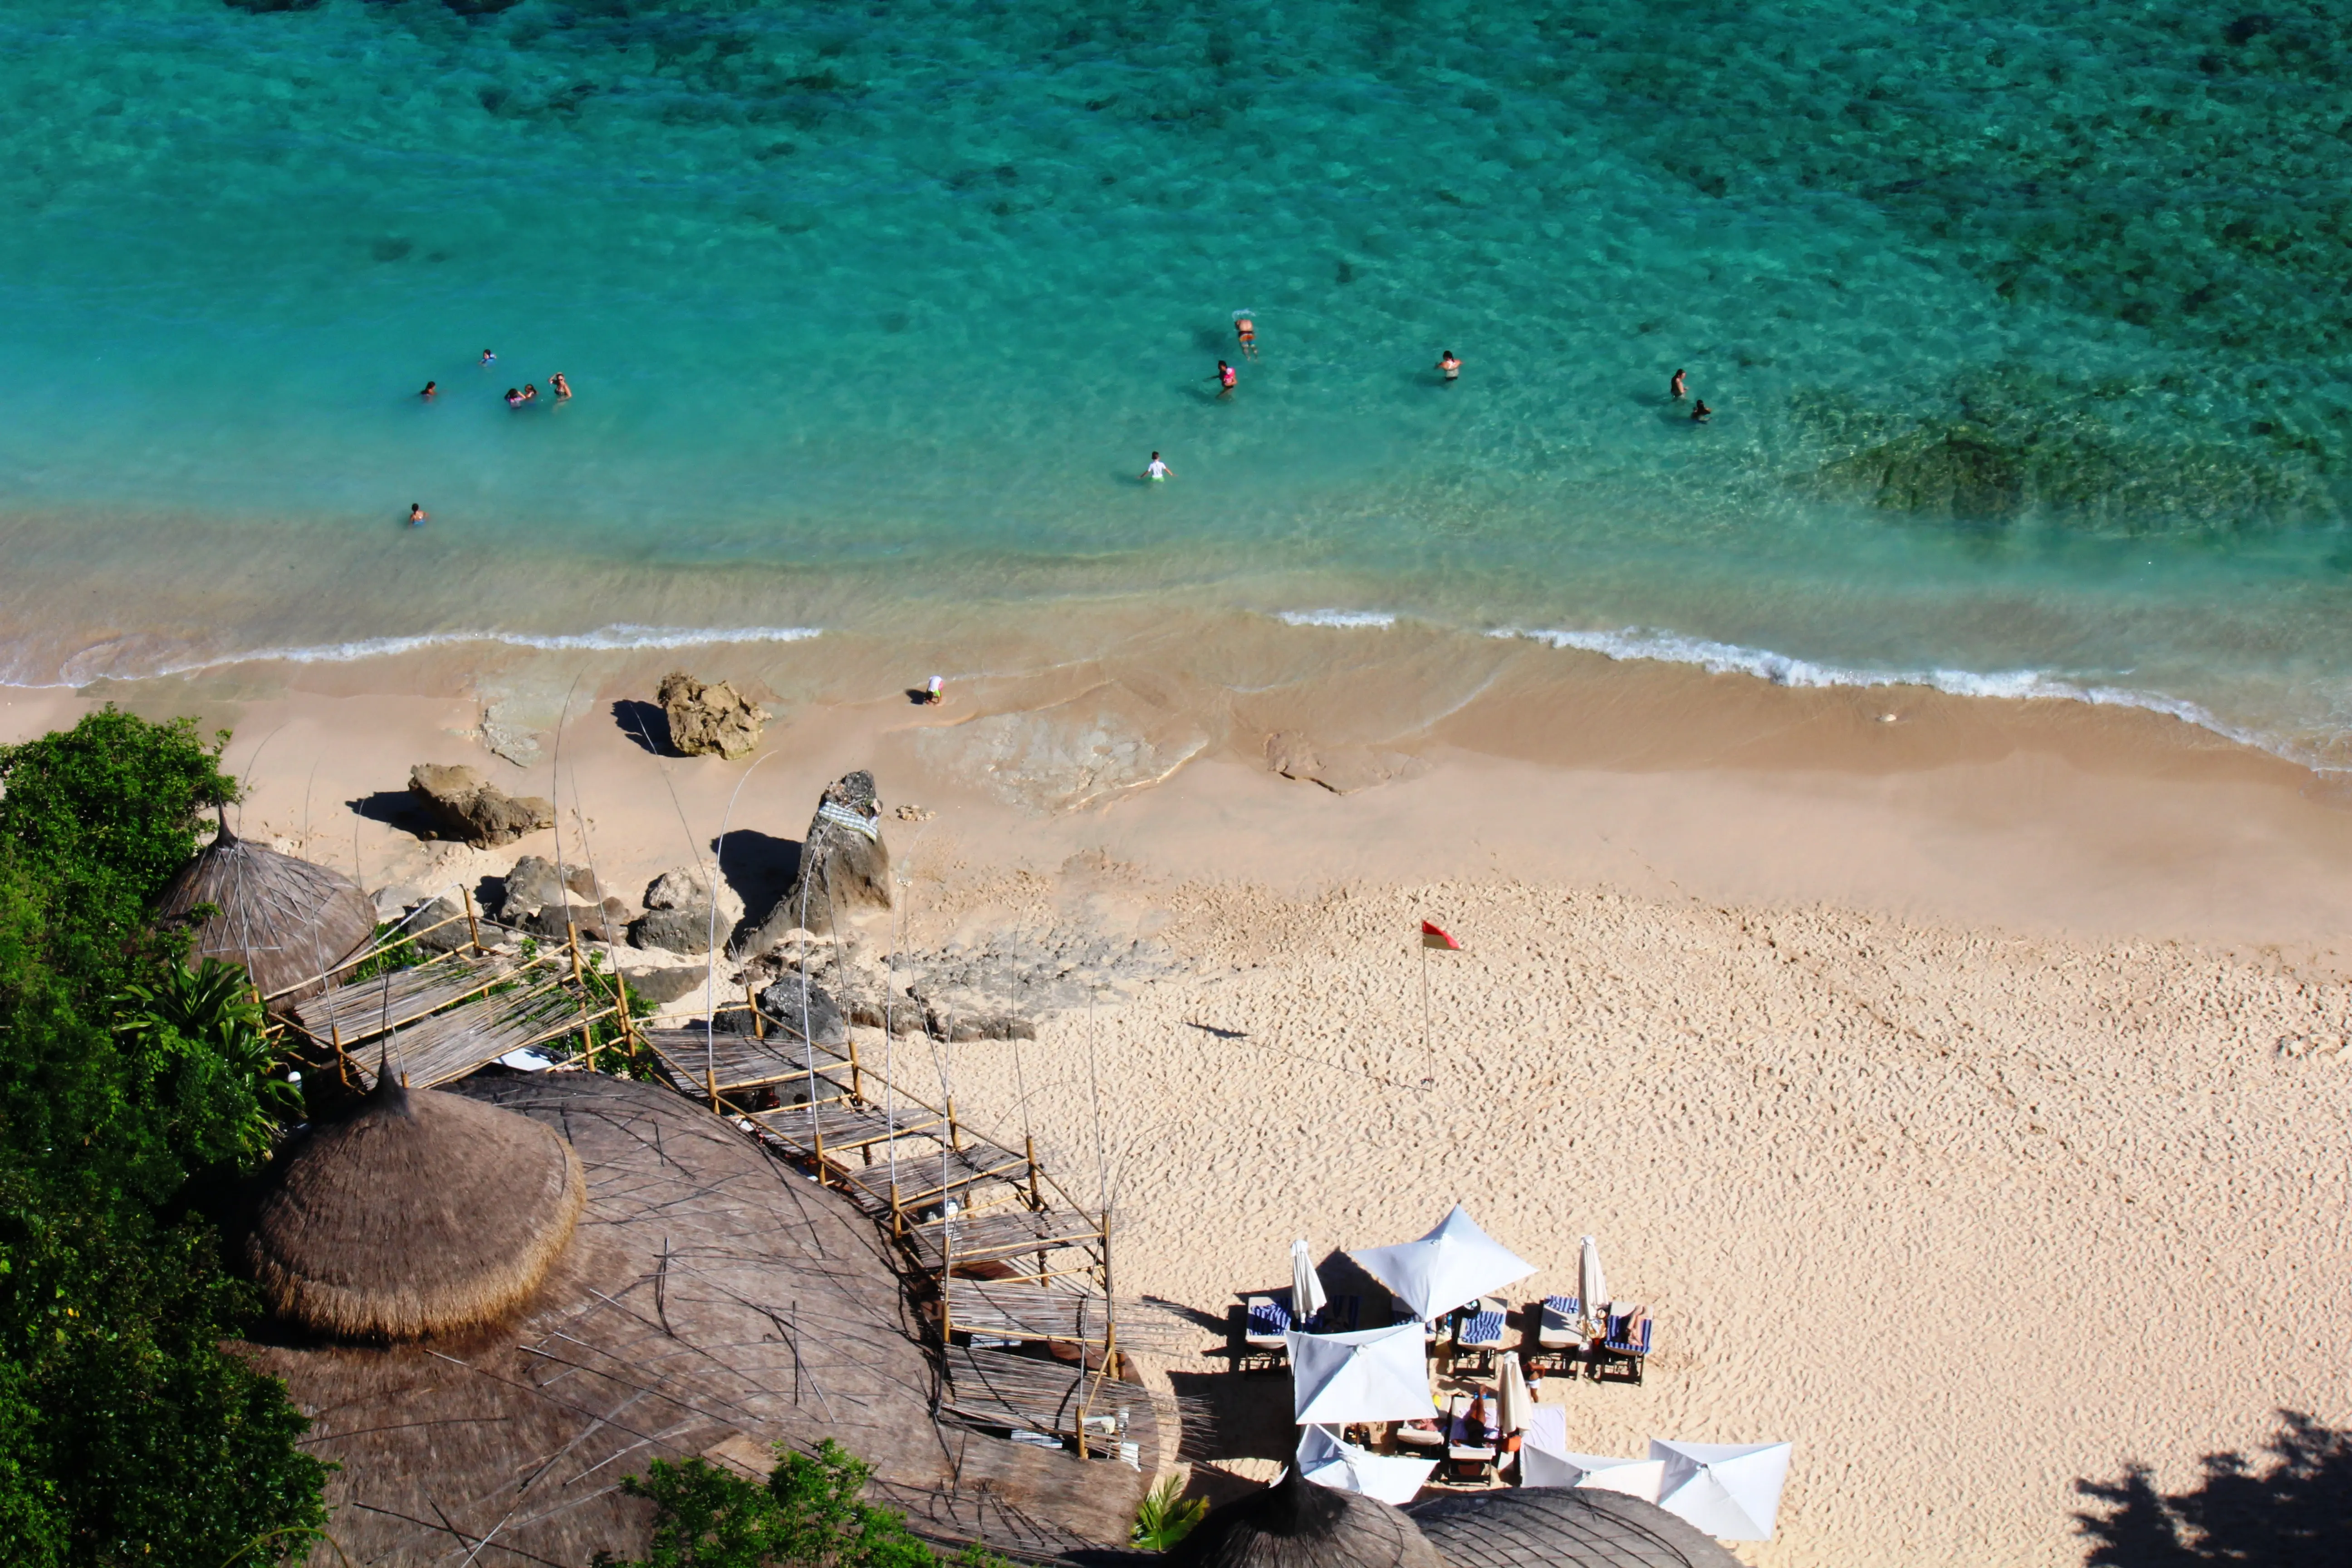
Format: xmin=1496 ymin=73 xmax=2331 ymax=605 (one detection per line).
xmin=494 ymin=855 xmax=631 ymax=943
xmin=734 ymin=772 xmax=890 ymax=954
xmin=613 ymin=966 xmax=711 ymax=1006
xmin=628 ymin=866 xmax=737 ymax=954
xmin=658 ymin=672 xmax=769 ymax=760
xmin=754 ymin=976 xmax=847 ymax=1047
xmin=406 ymin=764 xmax=554 ymax=847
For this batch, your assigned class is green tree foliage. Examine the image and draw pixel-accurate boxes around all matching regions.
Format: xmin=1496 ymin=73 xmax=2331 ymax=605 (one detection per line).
xmin=0 ymin=708 xmax=327 ymax=1565
xmin=600 ymin=1440 xmax=1000 ymax=1568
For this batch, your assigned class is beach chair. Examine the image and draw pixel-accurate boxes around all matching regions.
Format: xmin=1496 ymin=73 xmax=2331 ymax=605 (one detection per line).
xmin=1390 ymin=1290 xmax=1445 ymax=1341
xmin=1443 ymin=1392 xmax=1497 ymax=1484
xmin=1453 ymin=1296 xmax=1508 ymax=1374
xmin=1592 ymin=1302 xmax=1654 ymax=1385
xmin=1530 ymin=1294 xmax=1588 ymax=1375
xmin=1392 ymin=1412 xmax=1447 ymax=1453
xmin=1303 ymin=1293 xmax=1360 ymax=1334
xmin=1239 ymin=1294 xmax=1291 ymax=1374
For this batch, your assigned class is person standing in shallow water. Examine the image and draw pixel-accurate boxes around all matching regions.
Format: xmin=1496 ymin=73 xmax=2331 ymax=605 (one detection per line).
xmin=1690 ymin=400 xmax=1712 ymax=424
xmin=408 ymin=503 xmax=426 ymax=526
xmin=1142 ymin=451 xmax=1175 ymax=482
xmin=1215 ymin=360 xmax=1237 ymax=397
xmin=1670 ymin=368 xmax=1686 ymax=401
xmin=1437 ymin=349 xmax=1461 ymax=382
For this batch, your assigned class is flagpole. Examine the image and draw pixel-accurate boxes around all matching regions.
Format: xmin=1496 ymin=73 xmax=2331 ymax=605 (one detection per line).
xmin=1420 ymin=925 xmax=1433 ymax=1090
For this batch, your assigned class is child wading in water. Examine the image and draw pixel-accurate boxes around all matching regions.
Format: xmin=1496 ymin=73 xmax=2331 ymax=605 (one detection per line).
xmin=1142 ymin=451 xmax=1175 ymax=482
xmin=1437 ymin=349 xmax=1461 ymax=382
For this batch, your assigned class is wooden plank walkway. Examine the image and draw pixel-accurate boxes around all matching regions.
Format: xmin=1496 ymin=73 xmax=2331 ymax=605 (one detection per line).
xmin=908 ymin=1209 xmax=1107 ymax=1269
xmin=642 ymin=1029 xmax=853 ymax=1097
xmin=945 ymin=1279 xmax=1191 ymax=1354
xmin=348 ymin=981 xmax=597 ymax=1090
xmin=290 ymin=955 xmax=513 ymax=1047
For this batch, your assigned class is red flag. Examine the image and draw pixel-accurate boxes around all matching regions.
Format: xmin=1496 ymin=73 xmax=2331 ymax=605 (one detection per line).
xmin=1421 ymin=920 xmax=1460 ymax=951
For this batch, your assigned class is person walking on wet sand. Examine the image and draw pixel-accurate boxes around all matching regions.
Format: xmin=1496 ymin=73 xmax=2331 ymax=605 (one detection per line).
xmin=1437 ymin=349 xmax=1461 ymax=382
xmin=1670 ymin=368 xmax=1686 ymax=401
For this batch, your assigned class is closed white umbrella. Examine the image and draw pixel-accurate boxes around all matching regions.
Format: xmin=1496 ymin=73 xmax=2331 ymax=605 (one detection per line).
xmin=1520 ymin=1446 xmax=1667 ymax=1501
xmin=1348 ymin=1204 xmax=1535 ymax=1321
xmin=1291 ymin=1237 xmax=1328 ymax=1324
xmin=1287 ymin=1323 xmax=1434 ymax=1425
xmin=1650 ymin=1440 xmax=1793 ymax=1541
xmin=1296 ymin=1424 xmax=1437 ymax=1507
xmin=1494 ymin=1351 xmax=1532 ymax=1437
xmin=1578 ymin=1236 xmax=1608 ymax=1341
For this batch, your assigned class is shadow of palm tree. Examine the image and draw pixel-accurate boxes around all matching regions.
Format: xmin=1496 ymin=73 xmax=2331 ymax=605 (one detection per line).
xmin=2075 ymin=1410 xmax=2352 ymax=1565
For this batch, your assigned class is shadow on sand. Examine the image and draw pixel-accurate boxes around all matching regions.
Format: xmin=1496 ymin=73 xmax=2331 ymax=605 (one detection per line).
xmin=2075 ymin=1411 xmax=2352 ymax=1565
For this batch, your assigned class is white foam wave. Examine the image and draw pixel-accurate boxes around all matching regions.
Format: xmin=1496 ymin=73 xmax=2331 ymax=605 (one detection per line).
xmin=1490 ymin=624 xmax=2273 ymax=752
xmin=1276 ymin=609 xmax=1396 ymax=629
xmin=54 ymin=623 xmax=822 ymax=684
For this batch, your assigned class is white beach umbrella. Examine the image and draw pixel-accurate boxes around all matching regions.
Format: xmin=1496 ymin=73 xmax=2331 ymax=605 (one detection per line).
xmin=1296 ymin=1424 xmax=1437 ymax=1507
xmin=1650 ymin=1440 xmax=1794 ymax=1541
xmin=1287 ymin=1323 xmax=1435 ymax=1425
xmin=1291 ymin=1237 xmax=1329 ymax=1323
xmin=1348 ymin=1204 xmax=1534 ymax=1320
xmin=1578 ymin=1235 xmax=1609 ymax=1340
xmin=1494 ymin=1351 xmax=1532 ymax=1436
xmin=1520 ymin=1446 xmax=1667 ymax=1501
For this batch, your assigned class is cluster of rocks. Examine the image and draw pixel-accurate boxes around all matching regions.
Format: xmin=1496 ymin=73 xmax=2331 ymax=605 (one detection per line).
xmin=407 ymin=764 xmax=554 ymax=847
xmin=658 ymin=671 xmax=769 ymax=759
xmin=732 ymin=770 xmax=891 ymax=952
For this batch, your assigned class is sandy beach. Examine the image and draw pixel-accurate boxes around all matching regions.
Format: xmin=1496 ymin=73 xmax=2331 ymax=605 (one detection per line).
xmin=7 ymin=621 xmax=2350 ymax=1566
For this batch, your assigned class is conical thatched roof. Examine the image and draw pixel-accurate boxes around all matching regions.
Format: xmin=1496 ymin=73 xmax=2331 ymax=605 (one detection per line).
xmin=1172 ymin=1470 xmax=1445 ymax=1568
xmin=242 ymin=1077 xmax=585 ymax=1341
xmin=155 ymin=818 xmax=377 ymax=1000
xmin=1407 ymin=1487 xmax=1743 ymax=1568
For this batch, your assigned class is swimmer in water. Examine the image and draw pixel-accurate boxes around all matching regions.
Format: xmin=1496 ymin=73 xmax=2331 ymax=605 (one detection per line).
xmin=1437 ymin=349 xmax=1461 ymax=382
xmin=1235 ymin=313 xmax=1257 ymax=358
xmin=481 ymin=348 xmax=497 ymax=366
xmin=522 ymin=383 xmax=539 ymax=404
xmin=1215 ymin=360 xmax=1237 ymax=396
xmin=505 ymin=387 xmax=524 ymax=407
xmin=551 ymin=372 xmax=571 ymax=400
xmin=1690 ymin=400 xmax=1712 ymax=424
xmin=1142 ymin=451 xmax=1175 ymax=482
xmin=420 ymin=380 xmax=437 ymax=399
xmin=408 ymin=503 xmax=427 ymax=526
xmin=1670 ymin=368 xmax=1686 ymax=401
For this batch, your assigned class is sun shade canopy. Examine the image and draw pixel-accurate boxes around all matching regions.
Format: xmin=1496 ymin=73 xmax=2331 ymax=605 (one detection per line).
xmin=1289 ymin=1323 xmax=1435 ymax=1425
xmin=1347 ymin=1205 xmax=1534 ymax=1321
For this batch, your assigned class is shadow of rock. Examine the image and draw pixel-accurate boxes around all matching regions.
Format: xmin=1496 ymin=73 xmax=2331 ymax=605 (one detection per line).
xmin=347 ymin=789 xmax=435 ymax=836
xmin=612 ymin=698 xmax=670 ymax=756
xmin=715 ymin=829 xmax=799 ymax=939
xmin=2075 ymin=1411 xmax=2352 ymax=1565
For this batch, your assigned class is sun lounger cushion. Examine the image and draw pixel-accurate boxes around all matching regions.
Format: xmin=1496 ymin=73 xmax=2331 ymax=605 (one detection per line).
xmin=1246 ymin=1297 xmax=1291 ymax=1339
xmin=1459 ymin=1308 xmax=1505 ymax=1347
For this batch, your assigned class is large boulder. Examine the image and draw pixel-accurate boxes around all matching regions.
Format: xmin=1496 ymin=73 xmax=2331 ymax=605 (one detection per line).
xmin=628 ymin=866 xmax=740 ymax=954
xmin=658 ymin=672 xmax=769 ymax=760
xmin=734 ymin=771 xmax=890 ymax=954
xmin=407 ymin=764 xmax=554 ymax=847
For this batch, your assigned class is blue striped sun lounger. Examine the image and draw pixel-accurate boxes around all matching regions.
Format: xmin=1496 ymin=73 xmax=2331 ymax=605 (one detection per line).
xmin=1597 ymin=1310 xmax=1655 ymax=1384
xmin=1239 ymin=1295 xmax=1291 ymax=1373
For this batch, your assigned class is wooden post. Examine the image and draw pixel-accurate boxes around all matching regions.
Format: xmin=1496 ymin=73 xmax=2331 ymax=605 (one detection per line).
xmin=890 ymin=1180 xmax=903 ymax=1238
xmin=1024 ymin=1136 xmax=1043 ymax=1211
xmin=706 ymin=1063 xmax=720 ymax=1116
xmin=461 ymin=887 xmax=483 ymax=954
xmin=746 ymin=982 xmax=764 ymax=1041
xmin=812 ymin=1124 xmax=828 ymax=1189
xmin=568 ymin=924 xmax=597 ymax=1071
xmin=847 ymin=1033 xmax=865 ymax=1103
xmin=947 ymin=1097 xmax=963 ymax=1152
xmin=613 ymin=968 xmax=637 ymax=1051
xmin=939 ymin=1225 xmax=953 ymax=1344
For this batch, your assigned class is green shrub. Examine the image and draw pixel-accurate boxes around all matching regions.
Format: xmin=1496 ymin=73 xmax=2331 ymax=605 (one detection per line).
xmin=600 ymin=1439 xmax=1002 ymax=1568
xmin=1131 ymin=1473 xmax=1206 ymax=1551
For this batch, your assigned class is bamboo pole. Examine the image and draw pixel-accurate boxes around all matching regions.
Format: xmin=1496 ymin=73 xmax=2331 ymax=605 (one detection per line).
xmin=812 ymin=1124 xmax=828 ymax=1189
xmin=947 ymin=1097 xmax=963 ymax=1152
xmin=461 ymin=887 xmax=483 ymax=954
xmin=748 ymin=982 xmax=765 ymax=1041
xmin=569 ymin=924 xmax=597 ymax=1071
xmin=890 ymin=1179 xmax=903 ymax=1239
xmin=848 ymin=1033 xmax=864 ymax=1104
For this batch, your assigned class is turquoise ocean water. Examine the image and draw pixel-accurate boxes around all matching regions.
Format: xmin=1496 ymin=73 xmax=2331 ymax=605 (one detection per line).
xmin=3 ymin=1 xmax=2350 ymax=759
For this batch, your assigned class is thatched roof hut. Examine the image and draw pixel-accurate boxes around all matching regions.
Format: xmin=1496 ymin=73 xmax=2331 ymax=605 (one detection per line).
xmin=1171 ymin=1470 xmax=1446 ymax=1568
xmin=236 ymin=1072 xmax=1153 ymax=1566
xmin=155 ymin=819 xmax=376 ymax=1000
xmin=242 ymin=1077 xmax=585 ymax=1341
xmin=1406 ymin=1487 xmax=1743 ymax=1568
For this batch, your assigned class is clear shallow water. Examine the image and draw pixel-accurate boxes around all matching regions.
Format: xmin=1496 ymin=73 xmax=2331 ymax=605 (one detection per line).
xmin=3 ymin=1 xmax=2350 ymax=757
